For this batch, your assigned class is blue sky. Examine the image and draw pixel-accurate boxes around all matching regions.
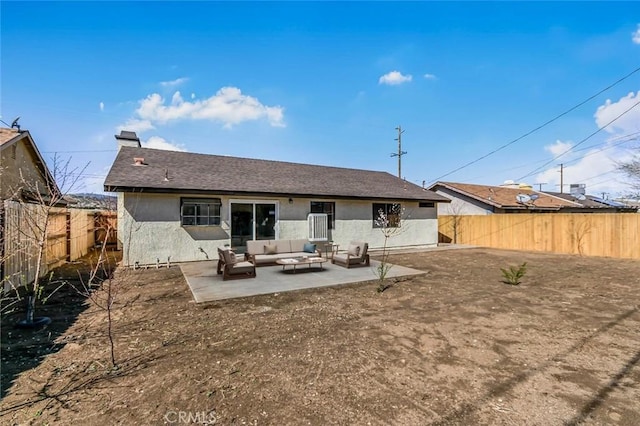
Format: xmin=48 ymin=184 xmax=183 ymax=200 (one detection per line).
xmin=2 ymin=1 xmax=640 ymax=198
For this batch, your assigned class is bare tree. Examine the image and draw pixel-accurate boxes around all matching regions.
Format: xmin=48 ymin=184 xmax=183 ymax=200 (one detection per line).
xmin=72 ymin=218 xmax=120 ymax=367
xmin=373 ymin=203 xmax=407 ymax=293
xmin=5 ymin=154 xmax=88 ymax=328
xmin=617 ymin=152 xmax=640 ymax=198
xmin=70 ymin=193 xmax=141 ymax=368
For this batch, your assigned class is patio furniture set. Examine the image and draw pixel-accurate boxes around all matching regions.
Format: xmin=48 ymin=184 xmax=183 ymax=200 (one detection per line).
xmin=217 ymin=240 xmax=370 ymax=280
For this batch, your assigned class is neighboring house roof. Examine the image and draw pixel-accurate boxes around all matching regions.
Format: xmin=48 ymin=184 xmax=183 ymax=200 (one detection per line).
xmin=0 ymin=127 xmax=22 ymax=146
xmin=0 ymin=128 xmax=63 ymax=202
xmin=614 ymin=199 xmax=640 ymax=210
xmin=546 ymin=191 xmax=638 ymax=212
xmin=104 ymin=146 xmax=450 ymax=202
xmin=428 ymin=181 xmax=582 ymax=211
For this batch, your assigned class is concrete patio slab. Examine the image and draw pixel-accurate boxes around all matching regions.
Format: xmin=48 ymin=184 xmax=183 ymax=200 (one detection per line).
xmin=180 ymin=259 xmax=425 ymax=302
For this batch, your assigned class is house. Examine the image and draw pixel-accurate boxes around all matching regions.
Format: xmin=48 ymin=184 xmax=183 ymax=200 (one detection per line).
xmin=428 ymin=181 xmax=587 ymax=215
xmin=543 ymin=184 xmax=638 ymax=213
xmin=613 ymin=198 xmax=640 ymax=211
xmin=429 ymin=181 xmax=639 ymax=215
xmin=1 ymin=126 xmax=64 ymax=289
xmin=104 ymin=132 xmax=450 ymax=265
xmin=0 ymin=127 xmax=61 ymax=204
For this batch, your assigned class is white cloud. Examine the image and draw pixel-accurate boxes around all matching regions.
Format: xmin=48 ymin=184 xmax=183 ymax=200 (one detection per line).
xmin=633 ymin=24 xmax=640 ymax=44
xmin=534 ymin=147 xmax=630 ymax=195
xmin=594 ymin=91 xmax=640 ymax=134
xmin=142 ymin=136 xmax=186 ymax=152
xmin=423 ymin=73 xmax=437 ymax=80
xmin=117 ymin=118 xmax=155 ymax=134
xmin=191 ymin=93 xmax=196 ymax=99
xmin=378 ymin=71 xmax=412 ymax=85
xmin=134 ymin=87 xmax=285 ymax=128
xmin=99 ymin=102 xmax=104 ymax=112
xmin=544 ymin=140 xmax=574 ymax=157
xmin=160 ymin=77 xmax=189 ymax=87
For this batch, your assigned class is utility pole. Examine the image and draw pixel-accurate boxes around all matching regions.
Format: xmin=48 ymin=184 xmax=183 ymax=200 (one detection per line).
xmin=536 ymin=183 xmax=547 ymax=191
xmin=558 ymin=163 xmax=564 ymax=194
xmin=390 ymin=125 xmax=407 ymax=178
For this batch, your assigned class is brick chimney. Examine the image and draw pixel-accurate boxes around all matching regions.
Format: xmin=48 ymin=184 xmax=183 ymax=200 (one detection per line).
xmin=115 ymin=130 xmax=141 ymax=149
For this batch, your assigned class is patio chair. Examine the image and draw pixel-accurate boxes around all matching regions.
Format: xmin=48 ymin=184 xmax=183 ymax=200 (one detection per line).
xmin=332 ymin=241 xmax=370 ymax=268
xmin=217 ymin=247 xmax=256 ymax=281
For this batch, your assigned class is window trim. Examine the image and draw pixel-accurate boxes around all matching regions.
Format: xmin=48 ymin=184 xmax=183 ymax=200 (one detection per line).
xmin=180 ymin=197 xmax=222 ymax=226
xmin=372 ymin=203 xmax=402 ymax=228
xmin=310 ymin=201 xmax=335 ymax=229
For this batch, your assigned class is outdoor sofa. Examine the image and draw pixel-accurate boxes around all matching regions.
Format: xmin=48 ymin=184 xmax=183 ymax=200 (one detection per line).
xmin=245 ymin=239 xmax=322 ymax=265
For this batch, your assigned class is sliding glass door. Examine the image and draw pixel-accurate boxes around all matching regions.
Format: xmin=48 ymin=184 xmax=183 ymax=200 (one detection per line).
xmin=230 ymin=201 xmax=278 ymax=251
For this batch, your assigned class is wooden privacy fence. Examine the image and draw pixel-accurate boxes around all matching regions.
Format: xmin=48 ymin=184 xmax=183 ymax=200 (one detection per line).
xmin=438 ymin=213 xmax=640 ymax=259
xmin=1 ymin=200 xmax=117 ymax=290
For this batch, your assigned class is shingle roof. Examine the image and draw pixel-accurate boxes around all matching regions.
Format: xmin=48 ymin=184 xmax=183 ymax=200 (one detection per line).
xmin=104 ymin=147 xmax=450 ymax=202
xmin=543 ymin=191 xmax=610 ymax=208
xmin=545 ymin=192 xmax=638 ymax=211
xmin=430 ymin=181 xmax=582 ymax=210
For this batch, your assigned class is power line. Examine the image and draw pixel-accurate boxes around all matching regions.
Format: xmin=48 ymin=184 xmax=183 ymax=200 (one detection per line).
xmin=581 ymin=170 xmax=616 ymax=183
xmin=517 ymin=98 xmax=640 ymax=181
xmin=456 ymin=131 xmax=639 ymax=184
xmin=426 ymin=65 xmax=640 ymax=184
xmin=565 ymin=132 xmax=639 ymax=159
xmin=587 ymin=176 xmax=620 ymax=188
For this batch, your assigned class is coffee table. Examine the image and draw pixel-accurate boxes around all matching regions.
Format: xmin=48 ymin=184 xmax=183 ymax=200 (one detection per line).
xmin=276 ymin=257 xmax=328 ymax=273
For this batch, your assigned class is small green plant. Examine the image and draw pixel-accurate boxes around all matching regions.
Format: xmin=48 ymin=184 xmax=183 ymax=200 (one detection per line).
xmin=375 ymin=262 xmax=393 ymax=293
xmin=500 ymin=262 xmax=527 ymax=285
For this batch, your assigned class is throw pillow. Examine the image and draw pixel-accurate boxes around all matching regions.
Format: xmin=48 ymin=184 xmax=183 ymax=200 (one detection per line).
xmin=264 ymin=244 xmax=277 ymax=255
xmin=303 ymin=243 xmax=316 ymax=253
xmin=222 ymin=249 xmax=237 ymax=265
xmin=347 ymin=244 xmax=361 ymax=257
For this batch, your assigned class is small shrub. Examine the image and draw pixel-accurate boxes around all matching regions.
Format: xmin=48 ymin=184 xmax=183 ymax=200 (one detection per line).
xmin=376 ymin=262 xmax=393 ymax=293
xmin=500 ymin=262 xmax=527 ymax=285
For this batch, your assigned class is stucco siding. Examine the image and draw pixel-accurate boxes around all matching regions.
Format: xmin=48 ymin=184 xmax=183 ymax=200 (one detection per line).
xmin=120 ymin=193 xmax=231 ymax=265
xmin=435 ymin=189 xmax=493 ymax=216
xmin=119 ymin=193 xmax=439 ymax=265
xmin=0 ymin=139 xmax=48 ymax=200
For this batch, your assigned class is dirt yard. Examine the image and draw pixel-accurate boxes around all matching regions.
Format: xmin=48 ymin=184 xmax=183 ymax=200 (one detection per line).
xmin=1 ymin=247 xmax=639 ymax=425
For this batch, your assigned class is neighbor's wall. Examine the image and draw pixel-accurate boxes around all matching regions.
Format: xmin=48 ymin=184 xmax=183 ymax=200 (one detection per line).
xmin=0 ymin=137 xmax=49 ymax=200
xmin=434 ymin=188 xmax=494 ymax=216
xmin=120 ymin=193 xmax=440 ymax=265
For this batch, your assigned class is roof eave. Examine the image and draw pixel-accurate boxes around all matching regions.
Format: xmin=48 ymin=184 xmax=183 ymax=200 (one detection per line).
xmin=433 ymin=182 xmax=504 ymax=208
xmin=103 ymin=185 xmax=448 ymax=202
